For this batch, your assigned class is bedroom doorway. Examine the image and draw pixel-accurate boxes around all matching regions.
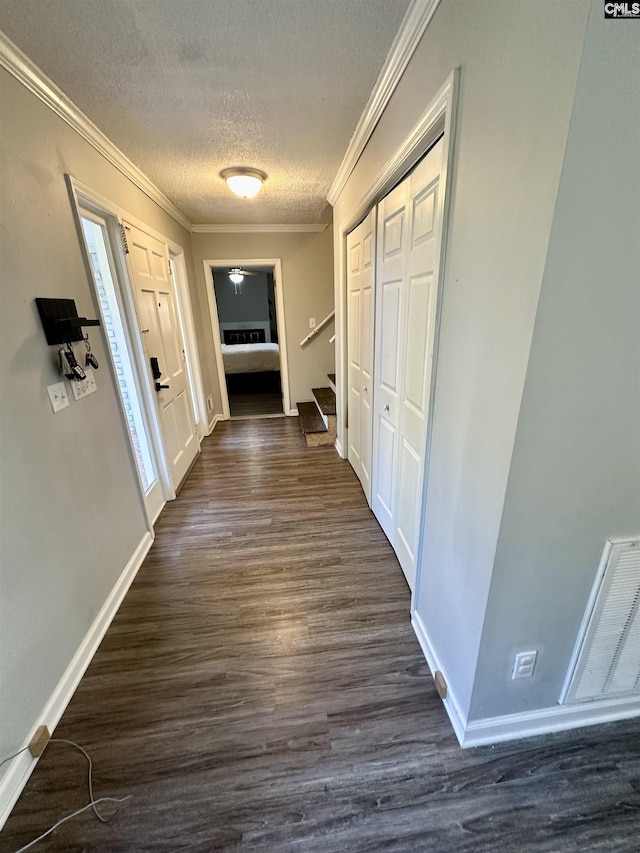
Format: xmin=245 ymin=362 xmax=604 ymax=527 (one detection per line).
xmin=204 ymin=259 xmax=291 ymax=420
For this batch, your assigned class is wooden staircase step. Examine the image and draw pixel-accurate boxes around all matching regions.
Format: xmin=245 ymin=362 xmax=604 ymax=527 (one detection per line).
xmin=297 ymin=401 xmax=335 ymax=447
xmin=312 ymin=386 xmax=336 ymax=416
xmin=297 ymin=401 xmax=328 ymax=435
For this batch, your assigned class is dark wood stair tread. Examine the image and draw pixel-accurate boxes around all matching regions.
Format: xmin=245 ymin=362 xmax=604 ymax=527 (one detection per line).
xmin=328 ymin=373 xmax=336 ymax=385
xmin=312 ymin=386 xmax=336 ymax=416
xmin=297 ymin=401 xmax=328 ymax=434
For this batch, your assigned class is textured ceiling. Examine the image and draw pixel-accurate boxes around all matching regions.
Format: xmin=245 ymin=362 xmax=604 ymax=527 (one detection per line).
xmin=0 ymin=0 xmax=410 ymax=225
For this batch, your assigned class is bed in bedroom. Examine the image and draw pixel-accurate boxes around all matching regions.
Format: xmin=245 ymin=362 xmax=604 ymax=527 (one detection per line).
xmin=221 ymin=328 xmax=282 ymax=395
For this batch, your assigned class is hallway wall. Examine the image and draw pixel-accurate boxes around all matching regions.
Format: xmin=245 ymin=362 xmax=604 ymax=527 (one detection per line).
xmin=331 ymin=0 xmax=591 ymax=721
xmin=469 ymin=8 xmax=640 ymax=721
xmin=191 ymin=229 xmax=334 ymax=411
xmin=0 ymin=66 xmax=205 ymax=810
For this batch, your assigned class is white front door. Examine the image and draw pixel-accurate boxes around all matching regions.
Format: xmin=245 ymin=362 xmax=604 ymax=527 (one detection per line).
xmin=346 ymin=208 xmax=375 ymax=503
xmin=372 ymin=137 xmax=444 ymax=590
xmin=80 ymin=212 xmax=165 ymax=523
xmin=125 ymin=221 xmax=199 ymax=491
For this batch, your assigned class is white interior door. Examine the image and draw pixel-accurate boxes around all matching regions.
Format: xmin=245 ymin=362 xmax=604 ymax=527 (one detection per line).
xmin=372 ymin=137 xmax=444 ymax=590
xmin=125 ymin=221 xmax=199 ymax=491
xmin=346 ymin=208 xmax=375 ymax=503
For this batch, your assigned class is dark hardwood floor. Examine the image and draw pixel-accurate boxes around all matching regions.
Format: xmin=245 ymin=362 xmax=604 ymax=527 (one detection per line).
xmin=228 ymin=392 xmax=283 ymax=418
xmin=3 ymin=418 xmax=640 ymax=851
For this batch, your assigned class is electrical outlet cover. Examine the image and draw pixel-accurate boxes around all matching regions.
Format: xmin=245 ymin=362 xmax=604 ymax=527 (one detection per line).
xmin=70 ymin=367 xmax=97 ymax=401
xmin=47 ymin=381 xmax=70 ymax=413
xmin=512 ymin=650 xmax=537 ymax=679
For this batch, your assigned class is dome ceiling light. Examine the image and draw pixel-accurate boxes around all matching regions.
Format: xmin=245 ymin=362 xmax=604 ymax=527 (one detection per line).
xmin=229 ymin=268 xmax=244 ymax=293
xmin=220 ymin=168 xmax=267 ymax=198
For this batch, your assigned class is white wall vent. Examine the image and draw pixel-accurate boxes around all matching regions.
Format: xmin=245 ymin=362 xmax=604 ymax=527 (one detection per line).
xmin=563 ymin=538 xmax=640 ymax=705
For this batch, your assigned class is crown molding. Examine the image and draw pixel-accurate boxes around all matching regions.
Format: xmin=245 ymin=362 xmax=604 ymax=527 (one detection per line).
xmin=326 ymin=0 xmax=442 ymax=206
xmin=0 ymin=31 xmax=192 ymax=232
xmin=191 ymin=223 xmax=328 ymax=233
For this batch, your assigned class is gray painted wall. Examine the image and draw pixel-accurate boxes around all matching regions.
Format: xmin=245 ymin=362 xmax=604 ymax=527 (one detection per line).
xmin=191 ymin=230 xmax=335 ymax=408
xmin=469 ymin=9 xmax=640 ymax=720
xmin=332 ymin=0 xmax=590 ymax=719
xmin=213 ymin=270 xmax=270 ymax=330
xmin=0 ymin=69 xmax=200 ymax=778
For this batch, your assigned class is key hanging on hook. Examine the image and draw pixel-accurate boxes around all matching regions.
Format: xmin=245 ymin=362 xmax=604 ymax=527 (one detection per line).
xmin=84 ymin=333 xmax=99 ymax=370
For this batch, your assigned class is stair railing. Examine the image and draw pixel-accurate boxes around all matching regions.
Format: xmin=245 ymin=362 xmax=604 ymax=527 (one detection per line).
xmin=299 ymin=310 xmax=335 ymax=348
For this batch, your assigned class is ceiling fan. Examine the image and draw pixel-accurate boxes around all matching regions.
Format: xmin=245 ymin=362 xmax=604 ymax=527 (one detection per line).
xmin=228 ymin=267 xmax=261 ymax=293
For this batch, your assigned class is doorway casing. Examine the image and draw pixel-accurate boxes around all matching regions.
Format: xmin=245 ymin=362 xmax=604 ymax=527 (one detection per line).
xmin=67 ymin=175 xmax=207 ymax=525
xmin=334 ymin=69 xmax=459 ymax=720
xmin=203 ymin=258 xmax=292 ymax=419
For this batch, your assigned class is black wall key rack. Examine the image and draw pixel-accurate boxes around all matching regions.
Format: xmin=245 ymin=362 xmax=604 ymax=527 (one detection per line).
xmin=35 ymin=298 xmax=100 ymax=345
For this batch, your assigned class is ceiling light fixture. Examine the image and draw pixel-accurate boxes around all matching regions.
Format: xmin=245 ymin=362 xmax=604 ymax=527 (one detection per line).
xmin=220 ymin=167 xmax=267 ymax=198
xmin=229 ymin=268 xmax=245 ymax=294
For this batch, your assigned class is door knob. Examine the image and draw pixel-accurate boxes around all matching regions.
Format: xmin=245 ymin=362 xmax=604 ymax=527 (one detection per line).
xmin=155 ymin=381 xmax=169 ymax=392
xmin=384 ymin=403 xmax=390 ymax=412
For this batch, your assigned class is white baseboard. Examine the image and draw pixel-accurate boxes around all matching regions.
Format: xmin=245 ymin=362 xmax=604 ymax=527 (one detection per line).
xmin=411 ymin=610 xmax=468 ymax=746
xmin=0 ymin=530 xmax=153 ymax=829
xmin=150 ymin=500 xmax=167 ymax=527
xmin=411 ymin=610 xmax=640 ymax=749
xmin=334 ymin=437 xmax=344 ymax=458
xmin=287 ymin=407 xmax=298 ymax=417
xmin=207 ymin=413 xmax=222 ymax=434
xmin=464 ymin=693 xmax=640 ymax=747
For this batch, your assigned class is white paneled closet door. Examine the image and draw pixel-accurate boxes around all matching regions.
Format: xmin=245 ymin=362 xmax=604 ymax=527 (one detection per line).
xmin=346 ymin=209 xmax=376 ymax=503
xmin=372 ymin=137 xmax=444 ymax=590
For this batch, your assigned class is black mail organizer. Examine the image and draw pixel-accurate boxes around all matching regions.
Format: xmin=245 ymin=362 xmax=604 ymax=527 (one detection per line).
xmin=35 ymin=297 xmax=100 ymax=345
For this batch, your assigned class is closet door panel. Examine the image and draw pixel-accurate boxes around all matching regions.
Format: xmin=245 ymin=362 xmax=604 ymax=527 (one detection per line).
xmin=360 ymin=280 xmax=373 ymax=492
xmin=346 ymin=209 xmax=375 ymax=502
xmin=371 ymin=137 xmax=445 ymax=591
xmin=396 ymin=437 xmax=421 ymax=564
xmin=372 ymin=181 xmax=408 ymax=539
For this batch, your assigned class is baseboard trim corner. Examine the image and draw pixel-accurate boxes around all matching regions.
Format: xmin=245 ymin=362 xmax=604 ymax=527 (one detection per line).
xmin=463 ymin=694 xmax=640 ymax=748
xmin=411 ymin=610 xmax=468 ymax=746
xmin=0 ymin=530 xmax=153 ymax=829
xmin=208 ymin=413 xmax=222 ymax=434
xmin=411 ymin=611 xmax=640 ymax=749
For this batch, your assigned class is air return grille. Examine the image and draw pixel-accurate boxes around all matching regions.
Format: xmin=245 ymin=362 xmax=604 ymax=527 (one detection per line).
xmin=565 ymin=539 xmax=640 ymax=704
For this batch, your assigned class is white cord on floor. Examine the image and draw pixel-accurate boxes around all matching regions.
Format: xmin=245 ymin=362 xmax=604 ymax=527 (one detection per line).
xmin=14 ymin=796 xmax=133 ymax=852
xmin=0 ymin=746 xmax=30 ymax=770
xmin=12 ymin=738 xmax=132 ymax=852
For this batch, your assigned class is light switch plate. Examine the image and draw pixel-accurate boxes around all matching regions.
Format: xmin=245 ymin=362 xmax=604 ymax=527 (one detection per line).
xmin=70 ymin=367 xmax=97 ymax=401
xmin=47 ymin=381 xmax=70 ymax=413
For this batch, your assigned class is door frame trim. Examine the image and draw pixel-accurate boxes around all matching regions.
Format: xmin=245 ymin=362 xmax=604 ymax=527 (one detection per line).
xmin=66 ymin=187 xmax=168 ymax=528
xmin=168 ymin=248 xmax=208 ymax=440
xmin=335 ymin=68 xmax=459 ymax=602
xmin=336 ymin=69 xmax=459 ymax=462
xmin=66 ymin=176 xmax=205 ymax=507
xmin=202 ymin=258 xmax=291 ymax=419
